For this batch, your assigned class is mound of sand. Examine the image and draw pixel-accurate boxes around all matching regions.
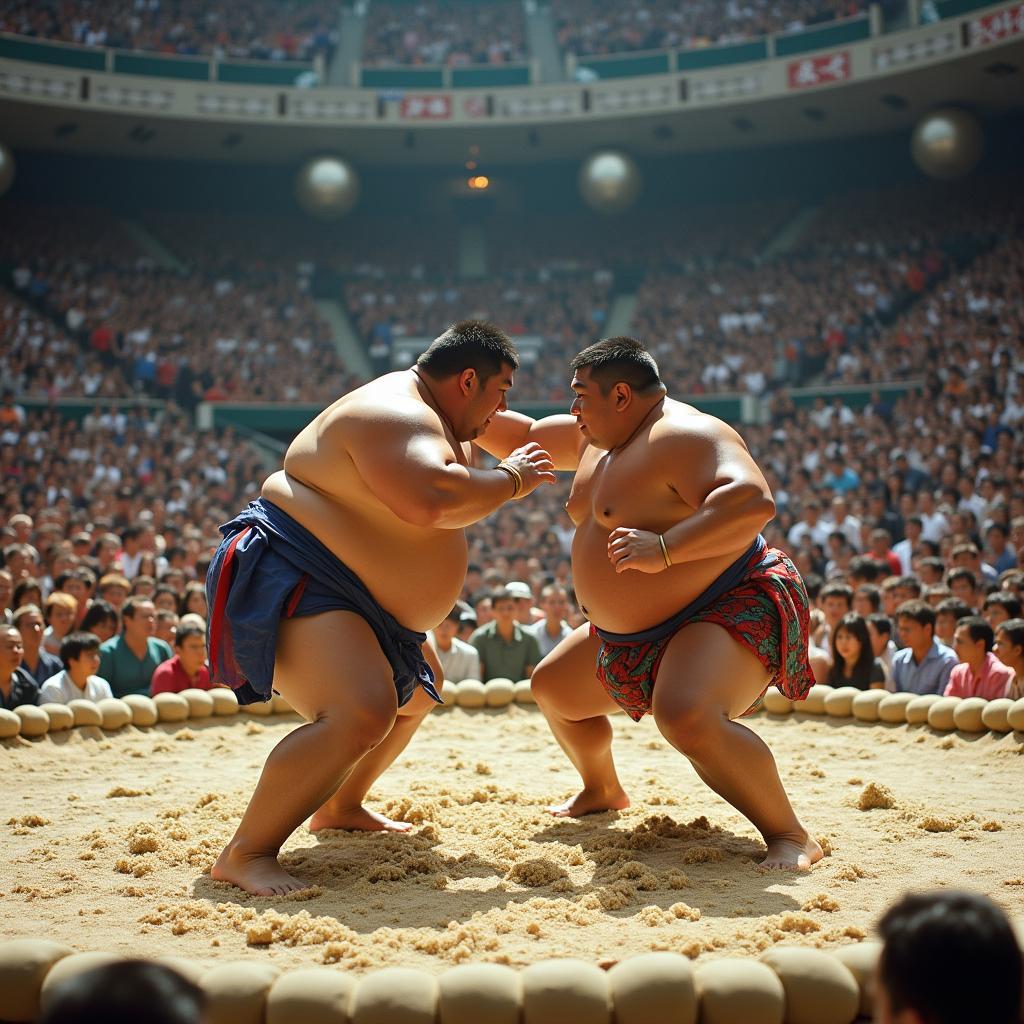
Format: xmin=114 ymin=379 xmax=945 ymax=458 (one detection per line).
xmin=1 ymin=708 xmax=1021 ymax=972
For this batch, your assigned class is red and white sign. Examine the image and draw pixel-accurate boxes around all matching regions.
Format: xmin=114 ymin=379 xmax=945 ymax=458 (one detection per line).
xmin=787 ymin=51 xmax=851 ymax=89
xmin=399 ymin=95 xmax=451 ymax=120
xmin=462 ymin=96 xmax=488 ymax=118
xmin=969 ymin=3 xmax=1024 ymax=46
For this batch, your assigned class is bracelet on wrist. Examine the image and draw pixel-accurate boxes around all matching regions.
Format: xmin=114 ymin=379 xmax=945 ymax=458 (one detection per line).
xmin=496 ymin=461 xmax=523 ymax=498
xmin=658 ymin=533 xmax=672 ymax=568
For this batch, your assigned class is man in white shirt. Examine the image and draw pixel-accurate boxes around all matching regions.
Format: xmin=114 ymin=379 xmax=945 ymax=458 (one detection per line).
xmin=39 ymin=631 xmax=113 ymax=704
xmin=428 ymin=606 xmax=481 ymax=684
xmin=526 ymin=584 xmax=573 ymax=660
xmin=787 ymin=499 xmax=831 ymax=551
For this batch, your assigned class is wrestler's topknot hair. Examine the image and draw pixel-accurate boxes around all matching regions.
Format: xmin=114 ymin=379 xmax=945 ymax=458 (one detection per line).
xmin=417 ymin=320 xmax=519 ymax=381
xmin=571 ymin=337 xmax=663 ymax=396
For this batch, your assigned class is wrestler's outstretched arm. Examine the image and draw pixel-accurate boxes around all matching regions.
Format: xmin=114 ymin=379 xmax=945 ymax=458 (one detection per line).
xmin=347 ymin=404 xmax=556 ymax=529
xmin=476 ymin=410 xmax=584 ymax=472
xmin=607 ymin=419 xmax=775 ymax=574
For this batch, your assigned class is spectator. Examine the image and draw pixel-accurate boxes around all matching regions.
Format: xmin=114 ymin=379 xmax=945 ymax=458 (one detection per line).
xmin=892 ymin=515 xmax=923 ymax=575
xmin=470 ymin=588 xmax=541 ymax=682
xmin=153 ymin=586 xmax=179 ymax=614
xmin=41 ymin=592 xmax=78 ymax=656
xmin=130 ymin=575 xmax=156 ymax=599
xmin=946 ymin=567 xmax=982 ymax=611
xmin=177 ymin=581 xmax=208 ymax=620
xmin=852 ymin=584 xmax=881 ymax=617
xmin=826 ymin=612 xmax=886 ymax=690
xmin=97 ymin=573 xmax=131 ymax=614
xmin=818 ymin=581 xmax=852 ymax=651
xmin=867 ymin=528 xmax=902 ymax=577
xmin=527 ymin=583 xmax=573 ymax=660
xmin=934 ymin=597 xmax=972 ymax=648
xmin=98 ymin=598 xmax=173 ymax=699
xmin=0 ymin=622 xmax=37 ymax=709
xmin=118 ymin=525 xmax=145 ymax=579
xmin=505 ymin=580 xmax=537 ymax=625
xmin=39 ymin=631 xmax=113 ymax=704
xmin=982 ymin=592 xmax=1021 ymax=630
xmin=155 ymin=609 xmax=179 ymax=647
xmin=891 ymin=600 xmax=958 ymax=695
xmin=946 ymin=616 xmax=1013 ymax=700
xmin=429 ymin=605 xmax=482 ymax=684
xmin=36 ymin=959 xmax=205 ymax=1024
xmin=80 ymin=600 xmax=119 ymax=643
xmin=13 ymin=603 xmax=63 ymax=688
xmin=0 ymin=567 xmax=12 ymax=621
xmin=12 ymin=576 xmax=42 ymax=611
xmin=874 ymin=890 xmax=1022 ymax=1024
xmin=993 ymin=619 xmax=1024 ymax=700
xmin=866 ymin=612 xmax=897 ymax=688
xmin=149 ymin=622 xmax=213 ymax=695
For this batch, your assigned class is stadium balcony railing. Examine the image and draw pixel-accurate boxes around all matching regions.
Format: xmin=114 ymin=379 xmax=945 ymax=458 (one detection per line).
xmin=0 ymin=0 xmax=998 ymax=88
xmin=0 ymin=34 xmax=320 ymax=87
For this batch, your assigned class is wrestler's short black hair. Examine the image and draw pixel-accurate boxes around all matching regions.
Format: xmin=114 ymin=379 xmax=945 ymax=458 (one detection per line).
xmin=570 ymin=337 xmax=664 ymax=396
xmin=877 ymin=890 xmax=1021 ymax=1024
xmin=417 ymin=320 xmax=519 ymax=381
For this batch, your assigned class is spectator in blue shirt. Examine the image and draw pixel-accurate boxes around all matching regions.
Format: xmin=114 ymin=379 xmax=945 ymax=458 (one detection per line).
xmin=891 ymin=600 xmax=958 ymax=695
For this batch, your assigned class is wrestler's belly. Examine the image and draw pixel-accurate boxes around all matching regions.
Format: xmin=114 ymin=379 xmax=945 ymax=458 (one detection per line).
xmin=572 ymin=519 xmax=749 ymax=633
xmin=261 ymin=471 xmax=467 ymax=632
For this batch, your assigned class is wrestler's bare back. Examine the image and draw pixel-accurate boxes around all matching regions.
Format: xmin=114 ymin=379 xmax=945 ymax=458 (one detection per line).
xmin=261 ymin=371 xmax=471 ymax=632
xmin=567 ymin=399 xmax=765 ymax=633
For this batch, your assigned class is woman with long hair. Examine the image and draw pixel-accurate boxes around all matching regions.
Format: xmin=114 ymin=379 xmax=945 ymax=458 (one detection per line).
xmin=827 ymin=612 xmax=886 ymax=690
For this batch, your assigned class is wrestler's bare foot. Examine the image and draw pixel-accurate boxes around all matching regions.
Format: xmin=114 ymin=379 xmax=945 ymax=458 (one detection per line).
xmin=548 ymin=786 xmax=630 ymax=818
xmin=309 ymin=805 xmax=414 ymax=833
xmin=758 ymin=832 xmax=824 ymax=872
xmin=211 ymin=843 xmax=306 ymax=897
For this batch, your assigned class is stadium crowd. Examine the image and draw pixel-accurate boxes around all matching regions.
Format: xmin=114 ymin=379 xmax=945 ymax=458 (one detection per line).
xmin=3 ymin=174 xmax=1024 ymax=707
xmin=553 ymin=0 xmax=869 ymax=57
xmin=362 ymin=0 xmax=526 ymax=66
xmin=0 ymin=0 xmax=337 ymax=61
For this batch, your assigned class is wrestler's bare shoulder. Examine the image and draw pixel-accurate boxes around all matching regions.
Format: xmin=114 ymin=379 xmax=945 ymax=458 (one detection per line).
xmin=650 ymin=400 xmax=748 ymax=450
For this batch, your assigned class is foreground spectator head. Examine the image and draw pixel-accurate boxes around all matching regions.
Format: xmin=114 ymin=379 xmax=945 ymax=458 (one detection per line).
xmin=37 ymin=960 xmax=206 ymax=1024
xmin=44 ymin=592 xmax=79 ymax=643
xmin=875 ymin=890 xmax=1022 ymax=1024
xmin=13 ymin=603 xmax=45 ymax=654
xmin=130 ymin=575 xmax=156 ymax=598
xmin=819 ymin=582 xmax=853 ymax=629
xmin=80 ymin=600 xmax=119 ymax=643
xmin=153 ymin=586 xmax=179 ymax=613
xmin=490 ymin=588 xmax=518 ymax=626
xmin=505 ymin=580 xmax=535 ymax=623
xmin=853 ymin=584 xmax=881 ymax=617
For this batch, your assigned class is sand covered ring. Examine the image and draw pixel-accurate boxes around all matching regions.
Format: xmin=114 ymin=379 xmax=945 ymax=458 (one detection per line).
xmin=210 ymin=688 xmax=240 ymax=716
xmin=181 ymin=688 xmax=215 ymax=718
xmin=514 ymin=679 xmax=535 ymax=704
xmin=153 ymin=692 xmax=190 ymax=723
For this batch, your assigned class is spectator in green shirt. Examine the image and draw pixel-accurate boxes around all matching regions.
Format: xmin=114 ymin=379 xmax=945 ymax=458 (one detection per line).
xmin=98 ymin=597 xmax=173 ymax=698
xmin=470 ymin=588 xmax=541 ymax=682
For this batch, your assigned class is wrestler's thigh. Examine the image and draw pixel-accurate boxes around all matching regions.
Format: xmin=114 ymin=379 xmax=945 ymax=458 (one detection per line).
xmin=651 ymin=621 xmax=771 ymax=722
xmin=531 ymin=623 xmax=620 ymax=719
xmin=273 ymin=610 xmax=398 ymax=725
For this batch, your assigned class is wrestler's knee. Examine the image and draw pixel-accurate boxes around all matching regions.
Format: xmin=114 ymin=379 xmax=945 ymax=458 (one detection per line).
xmin=529 ymin=660 xmax=563 ymax=713
xmin=316 ymin=695 xmax=396 ymax=754
xmin=652 ymin=690 xmax=720 ymax=753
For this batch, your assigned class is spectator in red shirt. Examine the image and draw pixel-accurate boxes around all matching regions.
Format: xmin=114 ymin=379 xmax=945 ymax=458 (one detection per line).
xmin=946 ymin=616 xmax=1014 ymax=700
xmin=149 ymin=622 xmax=214 ymax=695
